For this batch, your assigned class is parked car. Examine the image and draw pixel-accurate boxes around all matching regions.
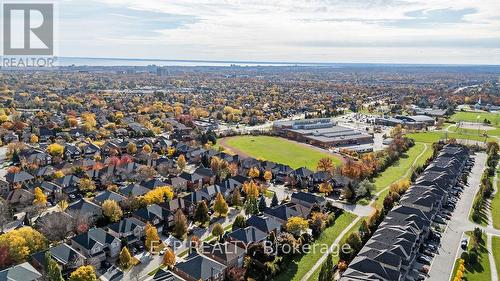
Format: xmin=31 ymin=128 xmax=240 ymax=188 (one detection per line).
xmin=461 ymin=239 xmax=468 ymax=250
xmin=417 ymin=255 xmax=432 ymax=265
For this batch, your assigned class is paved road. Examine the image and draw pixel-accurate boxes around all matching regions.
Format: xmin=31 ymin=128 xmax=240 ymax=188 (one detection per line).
xmin=427 ymin=152 xmax=487 ymax=281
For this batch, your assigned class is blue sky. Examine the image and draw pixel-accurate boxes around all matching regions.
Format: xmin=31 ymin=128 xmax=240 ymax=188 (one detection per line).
xmin=54 ymin=0 xmax=500 ymax=64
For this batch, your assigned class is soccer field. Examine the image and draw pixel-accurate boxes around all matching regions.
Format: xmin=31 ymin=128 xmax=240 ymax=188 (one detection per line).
xmin=450 ymin=111 xmax=500 ymax=127
xmin=219 ymin=135 xmax=343 ymax=170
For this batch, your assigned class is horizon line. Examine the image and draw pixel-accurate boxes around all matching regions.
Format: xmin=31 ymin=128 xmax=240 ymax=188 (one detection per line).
xmin=59 ymin=56 xmax=500 ymax=67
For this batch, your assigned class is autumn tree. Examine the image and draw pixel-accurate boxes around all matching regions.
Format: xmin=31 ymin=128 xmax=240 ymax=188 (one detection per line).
xmin=78 ymin=178 xmax=96 ymax=192
xmin=145 ymin=223 xmax=160 ymax=252
xmin=142 ymin=186 xmax=173 ymax=204
xmin=119 ymin=246 xmax=132 ymax=269
xmin=194 ymin=201 xmax=210 ymax=225
xmin=173 ymin=209 xmax=188 ymax=239
xmin=319 ymin=182 xmax=333 ymax=195
xmin=163 ymin=248 xmax=176 ymax=268
xmin=231 ymin=189 xmax=242 ymax=207
xmin=0 ymin=227 xmax=47 ymax=264
xmin=127 ymin=143 xmax=137 ymax=154
xmin=69 ymin=265 xmax=97 ymax=281
xmin=317 ymin=157 xmax=334 ymax=172
xmin=263 ymin=170 xmax=272 ymax=182
xmin=45 ymin=252 xmax=64 ymax=281
xmin=47 ymin=143 xmax=64 ymax=157
xmin=177 ymin=154 xmax=187 ymax=170
xmin=57 ymin=200 xmax=68 ymax=211
xmin=213 ymin=193 xmax=229 ymax=217
xmin=143 ymin=144 xmax=152 ymax=153
xmin=242 ymin=181 xmax=260 ymax=199
xmin=30 ymin=134 xmax=39 ymax=144
xmin=33 ymin=187 xmax=47 ymax=205
xmin=286 ymin=217 xmax=308 ymax=237
xmin=102 ymin=200 xmax=123 ymax=222
xmin=248 ymin=167 xmax=260 ymax=179
xmin=211 ymin=223 xmax=224 ymax=241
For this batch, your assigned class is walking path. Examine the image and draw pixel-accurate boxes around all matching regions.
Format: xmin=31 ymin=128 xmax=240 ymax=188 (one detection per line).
xmin=486 ymin=161 xmax=500 ymax=281
xmin=300 ymin=216 xmax=362 ymax=281
xmin=303 ymin=143 xmax=429 ymax=280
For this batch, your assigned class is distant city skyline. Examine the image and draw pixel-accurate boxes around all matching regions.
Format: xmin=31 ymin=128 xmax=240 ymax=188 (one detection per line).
xmin=55 ymin=0 xmax=500 ymax=65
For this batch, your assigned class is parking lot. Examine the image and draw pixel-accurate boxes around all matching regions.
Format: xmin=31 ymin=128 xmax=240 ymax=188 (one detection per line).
xmin=418 ymin=152 xmax=487 ymax=281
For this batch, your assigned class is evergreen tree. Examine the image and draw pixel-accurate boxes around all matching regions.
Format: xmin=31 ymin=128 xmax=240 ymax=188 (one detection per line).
xmin=233 ymin=215 xmax=247 ymax=231
xmin=258 ymin=196 xmax=267 ymax=212
xmin=194 ymin=201 xmax=210 ymax=224
xmin=245 ymin=197 xmax=259 ymax=215
xmin=271 ymin=192 xmax=279 ymax=207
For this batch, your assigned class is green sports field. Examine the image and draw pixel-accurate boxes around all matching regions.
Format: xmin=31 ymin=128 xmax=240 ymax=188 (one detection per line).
xmin=450 ymin=111 xmax=500 ymax=127
xmin=219 ymin=135 xmax=342 ymax=170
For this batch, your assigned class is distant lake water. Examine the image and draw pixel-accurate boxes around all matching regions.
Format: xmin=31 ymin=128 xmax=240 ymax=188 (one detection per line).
xmin=58 ymin=57 xmax=310 ymax=67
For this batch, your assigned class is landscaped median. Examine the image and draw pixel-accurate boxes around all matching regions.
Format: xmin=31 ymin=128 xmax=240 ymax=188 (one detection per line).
xmin=491 ymin=165 xmax=500 ymax=229
xmin=450 ymin=230 xmax=491 ymax=281
xmin=492 ymin=236 xmax=500 ymax=280
xmin=274 ymin=212 xmax=357 ymax=281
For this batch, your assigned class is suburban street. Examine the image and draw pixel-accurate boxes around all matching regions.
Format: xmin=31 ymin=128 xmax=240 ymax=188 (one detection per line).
xmin=427 ymin=152 xmax=487 ymax=281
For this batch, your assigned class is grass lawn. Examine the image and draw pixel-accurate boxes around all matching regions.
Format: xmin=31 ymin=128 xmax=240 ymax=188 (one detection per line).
xmin=274 ymin=212 xmax=357 ymax=281
xmin=447 ymin=124 xmax=500 ymax=138
xmin=220 ymin=136 xmax=342 ymax=170
xmin=406 ymin=131 xmax=495 ymax=144
xmin=309 ymin=217 xmax=365 ymax=281
xmin=492 ymin=166 xmax=500 ymax=229
xmin=492 ymin=236 xmax=500 ymax=280
xmin=449 ymin=111 xmax=500 ymax=127
xmin=460 ymin=232 xmax=491 ymax=281
xmin=366 ymin=143 xmax=431 ymax=208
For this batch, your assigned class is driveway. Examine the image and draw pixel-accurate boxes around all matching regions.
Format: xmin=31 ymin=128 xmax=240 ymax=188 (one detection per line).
xmin=427 ymin=152 xmax=487 ymax=281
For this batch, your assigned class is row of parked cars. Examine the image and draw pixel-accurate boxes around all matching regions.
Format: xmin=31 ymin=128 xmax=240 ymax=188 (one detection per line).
xmin=413 ymin=155 xmax=475 ymax=280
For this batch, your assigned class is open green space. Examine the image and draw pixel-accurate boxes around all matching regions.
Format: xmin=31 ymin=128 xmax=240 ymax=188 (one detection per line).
xmin=370 ymin=142 xmax=432 ymax=208
xmin=492 ymin=236 xmax=500 ymax=280
xmin=309 ymin=217 xmax=365 ymax=281
xmin=450 ymin=111 xmax=500 ymax=127
xmin=448 ymin=124 xmax=500 ymax=138
xmin=220 ymin=135 xmax=342 ymax=170
xmin=406 ymin=131 xmax=495 ymax=144
xmin=460 ymin=232 xmax=491 ymax=281
xmin=274 ymin=212 xmax=357 ymax=281
xmin=492 ymin=167 xmax=500 ymax=230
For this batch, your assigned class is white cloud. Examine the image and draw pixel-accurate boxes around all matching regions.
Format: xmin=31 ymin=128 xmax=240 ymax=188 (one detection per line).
xmin=57 ymin=0 xmax=500 ymax=64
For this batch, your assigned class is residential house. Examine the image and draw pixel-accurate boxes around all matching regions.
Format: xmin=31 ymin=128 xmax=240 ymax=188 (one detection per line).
xmin=71 ymin=228 xmax=121 ymax=269
xmin=0 ymin=262 xmax=42 ymax=281
xmin=67 ymin=199 xmax=102 ymax=223
xmin=201 ymin=242 xmax=246 ymax=270
xmin=106 ymin=217 xmax=146 ymax=246
xmin=133 ymin=204 xmax=172 ymax=230
xmin=31 ymin=243 xmax=86 ymax=277
xmin=173 ymin=252 xmax=226 ymax=281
